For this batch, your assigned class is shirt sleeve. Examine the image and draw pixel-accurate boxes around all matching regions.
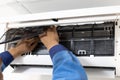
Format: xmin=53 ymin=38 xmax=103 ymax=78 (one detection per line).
xmin=49 ymin=44 xmax=88 ymax=80
xmin=0 ymin=51 xmax=14 ymax=71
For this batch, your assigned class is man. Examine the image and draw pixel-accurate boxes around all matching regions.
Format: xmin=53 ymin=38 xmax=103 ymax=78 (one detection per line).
xmin=0 ymin=26 xmax=88 ymax=80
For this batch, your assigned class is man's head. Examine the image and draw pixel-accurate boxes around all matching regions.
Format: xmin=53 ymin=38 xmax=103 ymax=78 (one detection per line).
xmin=0 ymin=58 xmax=3 ymax=80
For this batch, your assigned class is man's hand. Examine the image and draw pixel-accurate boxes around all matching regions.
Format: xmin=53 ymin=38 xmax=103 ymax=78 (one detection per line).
xmin=39 ymin=26 xmax=59 ymax=50
xmin=8 ymin=38 xmax=39 ymax=58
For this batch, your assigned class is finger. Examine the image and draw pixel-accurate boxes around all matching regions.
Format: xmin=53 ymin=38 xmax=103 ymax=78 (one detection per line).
xmin=16 ymin=38 xmax=32 ymax=47
xmin=46 ymin=26 xmax=55 ymax=33
xmin=29 ymin=38 xmax=38 ymax=45
xmin=39 ymin=32 xmax=47 ymax=38
xmin=50 ymin=25 xmax=55 ymax=29
xmin=24 ymin=37 xmax=37 ymax=43
xmin=24 ymin=38 xmax=35 ymax=42
xmin=28 ymin=38 xmax=39 ymax=46
xmin=30 ymin=41 xmax=38 ymax=51
xmin=47 ymin=26 xmax=52 ymax=31
xmin=50 ymin=25 xmax=57 ymax=32
xmin=16 ymin=40 xmax=24 ymax=47
xmin=47 ymin=25 xmax=55 ymax=31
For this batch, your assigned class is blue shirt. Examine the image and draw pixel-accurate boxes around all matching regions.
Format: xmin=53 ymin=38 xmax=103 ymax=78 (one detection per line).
xmin=0 ymin=44 xmax=88 ymax=80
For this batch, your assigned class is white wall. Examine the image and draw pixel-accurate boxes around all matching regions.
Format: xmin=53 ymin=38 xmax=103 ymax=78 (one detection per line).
xmin=20 ymin=0 xmax=120 ymax=13
xmin=0 ymin=24 xmax=6 ymax=53
xmin=0 ymin=2 xmax=28 ymax=17
xmin=0 ymin=0 xmax=120 ymax=17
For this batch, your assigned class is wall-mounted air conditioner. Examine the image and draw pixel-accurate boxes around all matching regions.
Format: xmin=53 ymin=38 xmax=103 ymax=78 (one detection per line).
xmin=0 ymin=6 xmax=120 ymax=77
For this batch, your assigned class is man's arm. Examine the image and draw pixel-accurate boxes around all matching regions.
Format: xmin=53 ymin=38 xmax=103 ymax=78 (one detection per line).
xmin=50 ymin=44 xmax=88 ymax=80
xmin=39 ymin=26 xmax=88 ymax=80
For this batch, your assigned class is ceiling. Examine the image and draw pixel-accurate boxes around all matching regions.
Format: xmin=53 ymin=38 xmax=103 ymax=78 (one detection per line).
xmin=0 ymin=0 xmax=120 ymax=17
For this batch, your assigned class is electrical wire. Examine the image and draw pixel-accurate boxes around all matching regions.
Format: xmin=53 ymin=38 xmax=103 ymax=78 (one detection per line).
xmin=0 ymin=28 xmax=20 ymax=44
xmin=0 ymin=29 xmax=16 ymax=40
xmin=0 ymin=32 xmax=40 ymax=44
xmin=0 ymin=27 xmax=47 ymax=44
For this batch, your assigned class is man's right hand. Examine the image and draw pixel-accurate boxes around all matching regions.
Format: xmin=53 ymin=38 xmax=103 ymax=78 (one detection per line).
xmin=39 ymin=26 xmax=59 ymax=50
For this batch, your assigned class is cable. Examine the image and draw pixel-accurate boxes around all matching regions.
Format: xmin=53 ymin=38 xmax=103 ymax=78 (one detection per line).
xmin=0 ymin=27 xmax=48 ymax=44
xmin=0 ymin=29 xmax=16 ymax=40
xmin=0 ymin=32 xmax=39 ymax=44
xmin=0 ymin=30 xmax=8 ymax=40
xmin=0 ymin=37 xmax=21 ymax=44
xmin=0 ymin=28 xmax=20 ymax=44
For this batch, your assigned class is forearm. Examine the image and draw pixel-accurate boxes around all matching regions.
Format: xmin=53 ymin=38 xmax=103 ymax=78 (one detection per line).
xmin=49 ymin=44 xmax=88 ymax=80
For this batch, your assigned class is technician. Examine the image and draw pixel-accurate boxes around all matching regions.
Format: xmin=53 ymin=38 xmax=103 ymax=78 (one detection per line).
xmin=0 ymin=26 xmax=88 ymax=80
